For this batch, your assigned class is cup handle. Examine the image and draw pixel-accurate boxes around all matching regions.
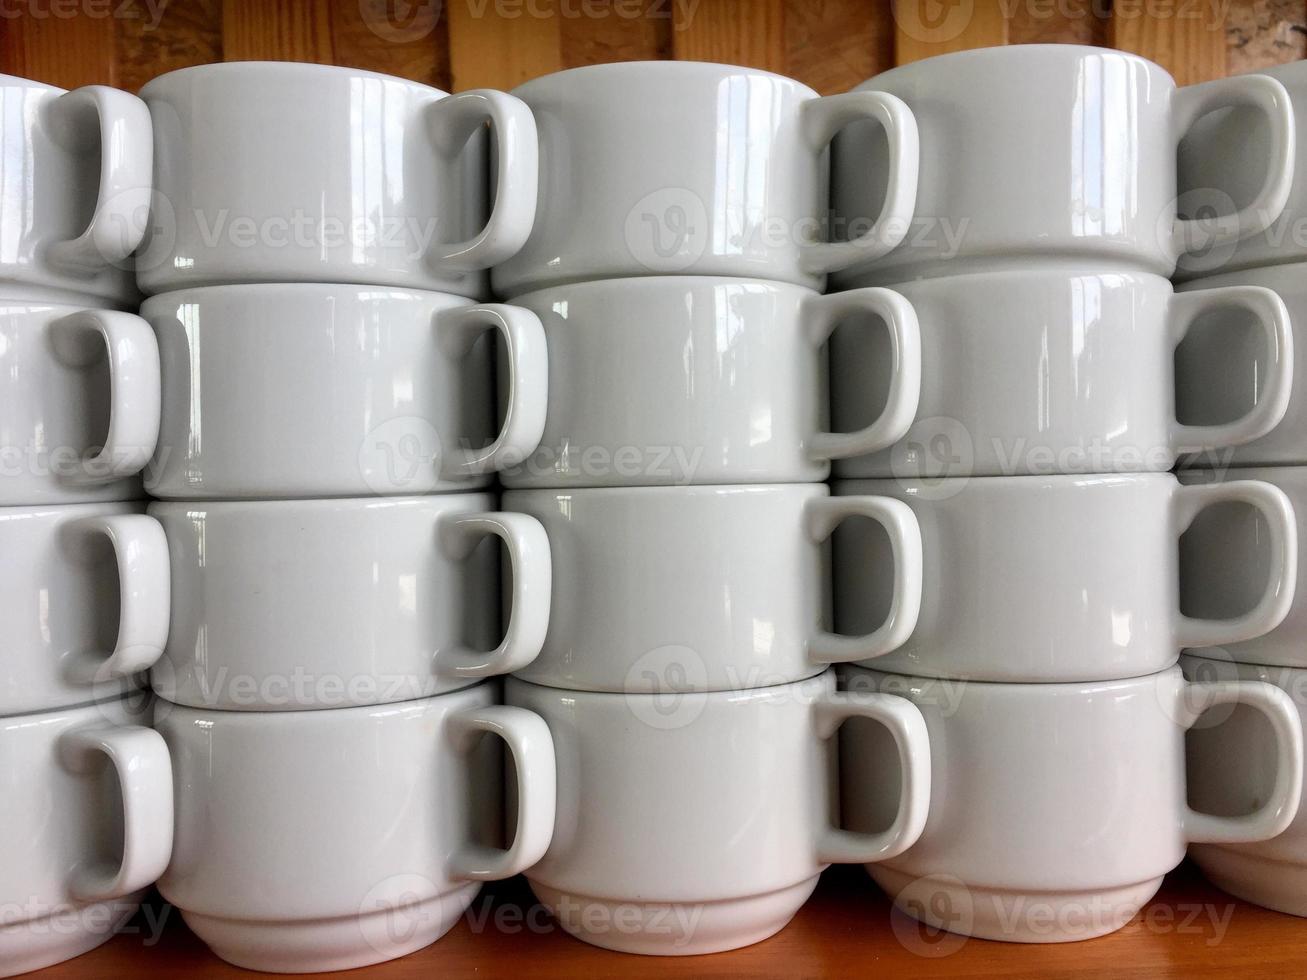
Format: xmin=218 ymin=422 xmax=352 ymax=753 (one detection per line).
xmin=436 ymin=511 xmax=551 ymax=678
xmin=436 ymin=304 xmax=548 ymax=476
xmin=58 ymin=723 xmax=174 ymax=902
xmin=1171 ymin=74 xmax=1295 ymax=256
xmin=62 ymin=513 xmax=171 ymax=685
xmin=426 ymin=90 xmax=538 ymax=273
xmin=1177 ymin=679 xmax=1303 ymax=844
xmin=49 ymin=309 xmax=161 ymax=485
xmin=804 ymin=287 xmax=921 ymax=460
xmin=798 ymin=90 xmax=919 ymax=275
xmin=805 ymin=495 xmax=922 ymax=663
xmin=447 ymin=704 xmax=557 ymax=881
xmin=45 ymin=85 xmax=153 ymax=276
xmin=1168 ymin=285 xmax=1293 ymax=455
xmin=1173 ymin=479 xmax=1298 ymax=648
xmin=813 ymin=690 xmax=930 ymax=864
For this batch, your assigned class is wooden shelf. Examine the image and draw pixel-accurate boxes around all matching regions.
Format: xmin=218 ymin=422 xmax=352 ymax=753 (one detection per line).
xmin=28 ymin=862 xmax=1307 ymax=978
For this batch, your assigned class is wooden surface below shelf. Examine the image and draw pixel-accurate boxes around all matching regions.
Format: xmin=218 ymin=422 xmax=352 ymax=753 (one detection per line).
xmin=28 ymin=862 xmax=1307 ymax=979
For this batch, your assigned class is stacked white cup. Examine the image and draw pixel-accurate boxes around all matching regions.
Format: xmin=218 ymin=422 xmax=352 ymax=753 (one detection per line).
xmin=112 ymin=63 xmax=561 ymax=974
xmin=0 ymin=73 xmax=174 ymax=976
xmin=487 ymin=60 xmax=945 ymax=955
xmin=828 ymin=44 xmax=1307 ymax=943
xmin=1171 ymin=59 xmax=1307 ymax=920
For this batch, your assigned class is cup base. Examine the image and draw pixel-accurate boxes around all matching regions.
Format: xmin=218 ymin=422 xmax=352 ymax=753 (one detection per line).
xmin=527 ymin=875 xmax=819 ymax=956
xmin=180 ymin=881 xmax=480 ymax=973
xmin=869 ymin=866 xmax=1164 ymax=943
xmin=0 ymin=892 xmax=142 ymax=978
xmin=1192 ymin=845 xmax=1307 ymax=917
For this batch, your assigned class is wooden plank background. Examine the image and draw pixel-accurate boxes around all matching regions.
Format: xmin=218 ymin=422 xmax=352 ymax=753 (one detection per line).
xmin=0 ymin=0 xmax=1302 ymax=94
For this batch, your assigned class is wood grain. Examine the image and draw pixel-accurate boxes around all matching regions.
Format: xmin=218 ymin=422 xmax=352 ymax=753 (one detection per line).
xmin=328 ymin=0 xmax=451 ymax=89
xmin=560 ymin=0 xmax=670 ymax=68
xmin=27 ymin=863 xmax=1307 ymax=979
xmin=1110 ymin=0 xmax=1228 ymax=84
xmin=1227 ymin=0 xmax=1307 ymax=75
xmin=1 ymin=2 xmax=1304 ymax=99
xmin=0 ymin=1 xmax=118 ymax=88
xmin=447 ymin=0 xmax=564 ymax=92
xmin=671 ymin=0 xmax=786 ymax=74
xmin=785 ymin=0 xmax=893 ymax=94
xmin=114 ymin=0 xmax=222 ymax=94
xmin=1008 ymin=0 xmax=1108 ymax=47
xmin=892 ymin=0 xmax=1009 ymax=64
xmin=221 ymin=0 xmax=334 ymax=63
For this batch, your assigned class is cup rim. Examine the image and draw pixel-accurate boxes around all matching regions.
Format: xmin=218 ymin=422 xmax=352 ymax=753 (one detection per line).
xmin=511 ymin=59 xmax=816 ymax=98
xmin=833 ymin=472 xmax=1178 ymax=491
xmin=156 ymin=682 xmax=490 ymax=724
xmin=138 ymin=280 xmax=473 ymax=310
xmin=510 ymin=274 xmax=814 ymax=307
xmin=506 ymin=671 xmax=831 ymax=706
xmin=841 ymin=662 xmax=1181 ymax=695
xmin=0 ymin=500 xmax=143 ymax=521
xmin=502 ymin=483 xmax=828 ymax=502
xmin=146 ymin=492 xmax=495 ymax=515
xmin=139 ymin=60 xmax=449 ymax=99
xmin=0 ymin=72 xmax=65 ymax=93
xmin=858 ymin=43 xmax=1172 ymax=87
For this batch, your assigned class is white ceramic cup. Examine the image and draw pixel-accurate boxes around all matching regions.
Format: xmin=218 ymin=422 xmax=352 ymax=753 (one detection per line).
xmin=155 ymin=683 xmax=556 ymax=973
xmin=142 ymin=284 xmax=547 ymax=499
xmin=1179 ymin=465 xmax=1307 ymax=670
xmin=1 ymin=695 xmax=173 ymax=975
xmin=137 ymin=62 xmax=537 ymax=297
xmin=490 ymin=61 xmax=919 ymax=298
xmin=841 ymin=663 xmax=1303 ymax=943
xmin=1184 ymin=653 xmax=1307 ymax=916
xmin=1 ymin=501 xmax=169 ymax=717
xmin=506 ymin=671 xmax=930 ymax=955
xmin=504 ymin=483 xmax=921 ymax=693
xmin=831 ymin=268 xmax=1292 ymax=478
xmin=499 ymin=275 xmax=920 ymax=488
xmin=1177 ymin=60 xmax=1307 ymax=277
xmin=1177 ymin=262 xmax=1307 ymax=467
xmin=834 ymin=473 xmax=1297 ymax=682
xmin=0 ymin=298 xmax=160 ymax=505
xmin=148 ymin=494 xmax=549 ymax=710
xmin=831 ymin=45 xmax=1294 ymax=287
xmin=0 ymin=74 xmax=150 ymax=306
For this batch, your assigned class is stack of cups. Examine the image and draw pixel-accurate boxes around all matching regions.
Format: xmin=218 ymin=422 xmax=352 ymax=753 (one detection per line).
xmin=827 ymin=44 xmax=1307 ymax=943
xmin=1173 ymin=59 xmax=1307 ymax=919
xmin=488 ymin=61 xmax=939 ymax=955
xmin=1 ymin=75 xmax=171 ymax=974
xmin=127 ymin=63 xmax=561 ymax=973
